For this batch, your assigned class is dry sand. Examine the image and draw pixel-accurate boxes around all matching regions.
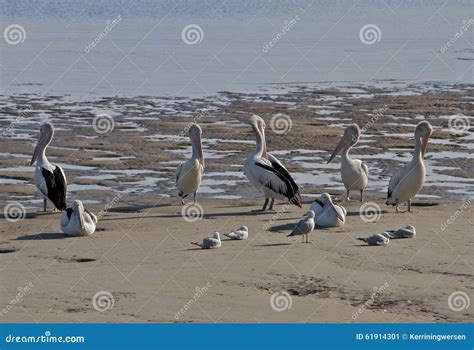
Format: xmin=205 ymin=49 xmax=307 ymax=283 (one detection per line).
xmin=1 ymin=194 xmax=472 ymax=323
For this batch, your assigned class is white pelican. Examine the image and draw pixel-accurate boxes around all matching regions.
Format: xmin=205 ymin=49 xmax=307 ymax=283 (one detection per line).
xmin=30 ymin=122 xmax=67 ymax=211
xmin=244 ymin=114 xmax=301 ymax=211
xmin=357 ymin=232 xmax=390 ymax=246
xmin=386 ymin=121 xmax=433 ymax=212
xmin=287 ymin=210 xmax=315 ymax=243
xmin=191 ymin=232 xmax=221 ymax=249
xmin=224 ymin=225 xmax=248 ymax=240
xmin=387 ymin=224 xmax=416 ymax=239
xmin=311 ymin=193 xmax=346 ymax=227
xmin=176 ymin=124 xmax=204 ymax=204
xmin=327 ymin=124 xmax=368 ymax=201
xmin=61 ymin=200 xmax=97 ymax=236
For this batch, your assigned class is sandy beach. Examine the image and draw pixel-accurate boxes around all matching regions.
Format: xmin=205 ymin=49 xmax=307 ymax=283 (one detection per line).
xmin=1 ymin=193 xmax=472 ymax=323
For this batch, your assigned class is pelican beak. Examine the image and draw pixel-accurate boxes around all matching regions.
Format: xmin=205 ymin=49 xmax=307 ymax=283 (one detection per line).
xmin=327 ymin=132 xmax=349 ymax=164
xmin=421 ymin=134 xmax=430 ymax=159
xmin=77 ymin=205 xmax=85 ymax=229
xmin=329 ymin=201 xmax=344 ymax=222
xmin=193 ymin=132 xmax=204 ymax=167
xmin=258 ymin=123 xmax=267 ymax=158
xmin=30 ymin=131 xmax=46 ymax=166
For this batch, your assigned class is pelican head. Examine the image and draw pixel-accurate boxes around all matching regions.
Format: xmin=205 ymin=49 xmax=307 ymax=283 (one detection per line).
xmin=72 ymin=200 xmax=85 ymax=229
xmin=320 ymin=193 xmax=344 ymax=221
xmin=212 ymin=231 xmax=221 ymax=240
xmin=415 ymin=121 xmax=433 ymax=158
xmin=189 ymin=123 xmax=204 ymax=166
xmin=30 ymin=122 xmax=54 ymax=166
xmin=327 ymin=123 xmax=360 ymax=164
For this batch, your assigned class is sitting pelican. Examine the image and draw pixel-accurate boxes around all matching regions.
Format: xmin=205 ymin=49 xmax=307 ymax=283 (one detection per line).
xmin=176 ymin=124 xmax=204 ymax=204
xmin=327 ymin=124 xmax=368 ymax=201
xmin=30 ymin=122 xmax=67 ymax=212
xmin=311 ymin=193 xmax=346 ymax=227
xmin=191 ymin=232 xmax=221 ymax=249
xmin=224 ymin=226 xmax=249 ymax=240
xmin=244 ymin=115 xmax=301 ymax=211
xmin=287 ymin=210 xmax=315 ymax=243
xmin=386 ymin=121 xmax=433 ymax=212
xmin=61 ymin=200 xmax=97 ymax=236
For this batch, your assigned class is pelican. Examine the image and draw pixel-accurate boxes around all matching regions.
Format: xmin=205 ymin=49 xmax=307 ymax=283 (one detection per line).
xmin=176 ymin=124 xmax=204 ymax=204
xmin=357 ymin=232 xmax=390 ymax=246
xmin=61 ymin=200 xmax=97 ymax=236
xmin=30 ymin=122 xmax=67 ymax=212
xmin=287 ymin=210 xmax=315 ymax=243
xmin=311 ymin=193 xmax=346 ymax=227
xmin=387 ymin=224 xmax=416 ymax=239
xmin=191 ymin=232 xmax=221 ymax=249
xmin=386 ymin=121 xmax=433 ymax=212
xmin=224 ymin=225 xmax=248 ymax=240
xmin=244 ymin=114 xmax=301 ymax=211
xmin=327 ymin=124 xmax=368 ymax=201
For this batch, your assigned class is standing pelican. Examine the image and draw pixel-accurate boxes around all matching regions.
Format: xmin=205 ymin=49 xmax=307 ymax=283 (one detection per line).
xmin=244 ymin=115 xmax=301 ymax=211
xmin=61 ymin=200 xmax=98 ymax=236
xmin=327 ymin=124 xmax=368 ymax=201
xmin=312 ymin=193 xmax=346 ymax=227
xmin=386 ymin=121 xmax=433 ymax=212
xmin=287 ymin=210 xmax=315 ymax=243
xmin=176 ymin=124 xmax=204 ymax=204
xmin=30 ymin=122 xmax=67 ymax=211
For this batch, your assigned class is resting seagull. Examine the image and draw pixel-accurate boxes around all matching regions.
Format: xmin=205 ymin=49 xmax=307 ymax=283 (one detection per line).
xmin=224 ymin=226 xmax=249 ymax=240
xmin=30 ymin=122 xmax=67 ymax=212
xmin=357 ymin=232 xmax=390 ymax=246
xmin=386 ymin=224 xmax=416 ymax=239
xmin=191 ymin=232 xmax=222 ymax=249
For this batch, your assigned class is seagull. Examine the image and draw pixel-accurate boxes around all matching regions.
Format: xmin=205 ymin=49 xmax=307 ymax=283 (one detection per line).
xmin=191 ymin=232 xmax=222 ymax=249
xmin=357 ymin=232 xmax=390 ymax=246
xmin=61 ymin=200 xmax=98 ymax=236
xmin=311 ymin=193 xmax=346 ymax=227
xmin=327 ymin=124 xmax=368 ymax=201
xmin=224 ymin=226 xmax=249 ymax=240
xmin=30 ymin=122 xmax=67 ymax=212
xmin=287 ymin=210 xmax=315 ymax=243
xmin=386 ymin=224 xmax=416 ymax=239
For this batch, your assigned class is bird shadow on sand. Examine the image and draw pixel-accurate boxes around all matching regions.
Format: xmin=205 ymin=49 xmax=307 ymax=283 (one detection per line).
xmin=15 ymin=232 xmax=69 ymax=240
xmin=253 ymin=243 xmax=291 ymax=247
xmin=267 ymin=223 xmax=294 ymax=232
xmin=106 ymin=203 xmax=171 ymax=213
xmin=345 ymin=210 xmax=389 ymax=216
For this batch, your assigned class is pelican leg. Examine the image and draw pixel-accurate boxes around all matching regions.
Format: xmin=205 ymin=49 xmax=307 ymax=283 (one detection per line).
xmin=43 ymin=199 xmax=47 ymax=212
xmin=302 ymin=235 xmax=304 ymax=243
xmin=346 ymin=190 xmax=350 ymax=201
xmin=252 ymin=198 xmax=269 ymax=212
xmin=395 ymin=203 xmax=400 ymax=213
xmin=268 ymin=198 xmax=275 ymax=211
xmin=360 ymin=190 xmax=364 ymax=202
xmin=193 ymin=192 xmax=197 ymax=203
xmin=407 ymin=199 xmax=411 ymax=212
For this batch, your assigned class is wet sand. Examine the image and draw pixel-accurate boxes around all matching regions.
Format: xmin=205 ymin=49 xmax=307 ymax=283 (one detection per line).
xmin=0 ymin=195 xmax=472 ymax=323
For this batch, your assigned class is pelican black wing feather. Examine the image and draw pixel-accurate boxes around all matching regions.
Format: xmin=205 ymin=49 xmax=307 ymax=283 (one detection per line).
xmin=255 ymin=162 xmax=301 ymax=207
xmin=41 ymin=167 xmax=67 ymax=210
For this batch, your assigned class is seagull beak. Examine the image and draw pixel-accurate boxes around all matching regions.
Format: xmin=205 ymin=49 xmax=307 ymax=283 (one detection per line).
xmin=327 ymin=133 xmax=349 ymax=164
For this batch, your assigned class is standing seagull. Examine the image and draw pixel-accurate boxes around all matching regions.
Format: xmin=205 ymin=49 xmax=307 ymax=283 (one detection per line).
xmin=244 ymin=114 xmax=301 ymax=211
xmin=386 ymin=121 xmax=433 ymax=212
xmin=287 ymin=210 xmax=315 ymax=243
xmin=30 ymin=122 xmax=67 ymax=212
xmin=327 ymin=124 xmax=368 ymax=201
xmin=176 ymin=124 xmax=204 ymax=204
xmin=61 ymin=200 xmax=98 ymax=236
